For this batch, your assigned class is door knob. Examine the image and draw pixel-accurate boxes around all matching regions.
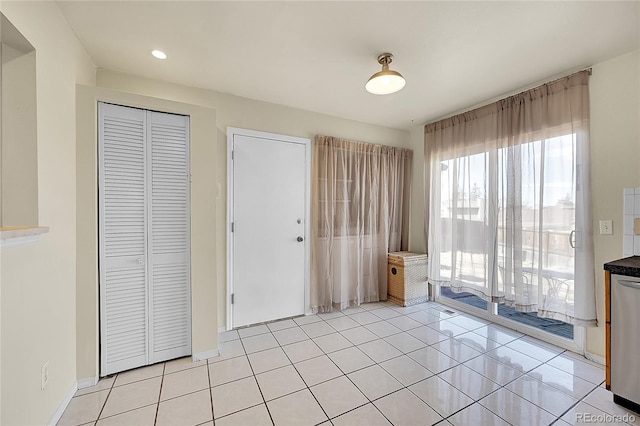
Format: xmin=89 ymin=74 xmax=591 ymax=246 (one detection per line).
xmin=136 ymin=257 xmax=143 ymax=265
xmin=297 ymin=236 xmax=304 ymax=242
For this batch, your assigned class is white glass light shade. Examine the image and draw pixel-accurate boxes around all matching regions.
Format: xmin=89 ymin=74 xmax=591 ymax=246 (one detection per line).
xmin=366 ymin=53 xmax=406 ymax=95
xmin=366 ymin=69 xmax=406 ymax=94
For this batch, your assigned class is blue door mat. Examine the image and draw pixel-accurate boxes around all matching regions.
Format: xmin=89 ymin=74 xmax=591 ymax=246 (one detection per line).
xmin=441 ymin=287 xmax=574 ymax=340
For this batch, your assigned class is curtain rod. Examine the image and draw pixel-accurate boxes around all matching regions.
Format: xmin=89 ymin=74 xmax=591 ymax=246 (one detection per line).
xmin=424 ymin=68 xmax=593 ymax=128
xmin=544 ymin=68 xmax=592 ymax=86
xmin=315 ymin=135 xmax=413 ymax=154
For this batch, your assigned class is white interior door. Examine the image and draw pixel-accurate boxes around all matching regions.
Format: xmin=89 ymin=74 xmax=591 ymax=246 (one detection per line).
xmin=99 ymin=103 xmax=191 ymax=376
xmin=99 ymin=103 xmax=148 ymax=375
xmin=148 ymin=111 xmax=191 ymax=364
xmin=230 ymin=130 xmax=309 ymax=328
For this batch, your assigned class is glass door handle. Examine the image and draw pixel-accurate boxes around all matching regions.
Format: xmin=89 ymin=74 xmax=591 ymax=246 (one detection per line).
xmin=569 ymin=230 xmax=576 ymax=249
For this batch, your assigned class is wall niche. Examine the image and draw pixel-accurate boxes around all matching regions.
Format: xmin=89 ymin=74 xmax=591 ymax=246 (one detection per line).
xmin=1 ymin=13 xmax=38 ymax=227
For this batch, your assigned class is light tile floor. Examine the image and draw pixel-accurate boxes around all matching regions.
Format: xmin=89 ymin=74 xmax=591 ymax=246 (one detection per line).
xmin=59 ymin=301 xmax=639 ymax=426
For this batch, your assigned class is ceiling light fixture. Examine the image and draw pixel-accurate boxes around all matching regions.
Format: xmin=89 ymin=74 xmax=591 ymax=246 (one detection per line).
xmin=151 ymin=50 xmax=167 ymax=60
xmin=365 ymin=53 xmax=406 ymax=95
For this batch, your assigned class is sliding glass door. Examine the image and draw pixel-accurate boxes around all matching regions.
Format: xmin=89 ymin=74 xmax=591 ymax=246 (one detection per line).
xmin=434 ymin=133 xmax=580 ymax=348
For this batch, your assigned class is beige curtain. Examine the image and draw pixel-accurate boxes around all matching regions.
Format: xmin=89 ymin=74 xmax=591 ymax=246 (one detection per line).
xmin=425 ymin=70 xmax=597 ymax=326
xmin=311 ymin=135 xmax=412 ymax=313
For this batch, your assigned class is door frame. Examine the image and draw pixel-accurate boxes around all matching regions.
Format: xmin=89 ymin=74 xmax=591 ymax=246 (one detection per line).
xmin=226 ymin=127 xmax=311 ymax=331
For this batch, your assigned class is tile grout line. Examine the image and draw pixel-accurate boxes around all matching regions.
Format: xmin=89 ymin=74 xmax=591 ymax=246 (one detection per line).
xmin=205 ymin=358 xmax=215 ymax=423
xmin=549 ymin=380 xmax=606 ymax=425
xmin=276 ymin=328 xmax=337 ymax=424
xmin=238 ymin=327 xmax=277 ymax=426
xmin=84 ymin=368 xmax=166 ymax=423
xmin=153 ymin=362 xmax=166 ymax=426
xmin=478 ymin=385 xmax=562 ymax=425
xmin=92 ymin=373 xmax=117 ymax=425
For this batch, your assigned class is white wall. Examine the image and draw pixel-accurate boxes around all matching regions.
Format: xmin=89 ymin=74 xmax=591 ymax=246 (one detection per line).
xmin=0 ymin=1 xmax=95 ymax=424
xmin=588 ymin=50 xmax=640 ymax=356
xmin=95 ymin=69 xmax=412 ymax=330
xmin=408 ymin=50 xmax=640 ymax=358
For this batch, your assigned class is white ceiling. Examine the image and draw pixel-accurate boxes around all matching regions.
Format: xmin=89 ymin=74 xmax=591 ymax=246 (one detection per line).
xmin=56 ymin=1 xmax=640 ymax=130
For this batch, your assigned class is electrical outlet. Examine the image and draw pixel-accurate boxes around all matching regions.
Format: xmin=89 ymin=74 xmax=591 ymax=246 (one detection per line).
xmin=599 ymin=220 xmax=613 ymax=235
xmin=41 ymin=361 xmax=49 ymax=390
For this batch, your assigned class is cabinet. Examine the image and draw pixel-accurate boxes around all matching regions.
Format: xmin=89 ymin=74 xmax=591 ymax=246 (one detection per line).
xmin=605 ymin=269 xmax=611 ymax=390
xmin=99 ymin=103 xmax=191 ymax=376
xmin=604 ymin=257 xmax=640 ymax=413
xmin=604 ymin=258 xmax=640 ymax=389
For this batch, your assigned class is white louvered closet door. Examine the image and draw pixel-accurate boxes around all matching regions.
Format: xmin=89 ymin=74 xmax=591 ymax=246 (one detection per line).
xmin=99 ymin=103 xmax=148 ymax=376
xmin=148 ymin=111 xmax=191 ymax=364
xmin=99 ymin=103 xmax=191 ymax=376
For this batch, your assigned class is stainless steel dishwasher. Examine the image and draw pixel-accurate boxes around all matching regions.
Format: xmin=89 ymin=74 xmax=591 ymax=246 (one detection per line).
xmin=611 ymin=273 xmax=640 ymax=413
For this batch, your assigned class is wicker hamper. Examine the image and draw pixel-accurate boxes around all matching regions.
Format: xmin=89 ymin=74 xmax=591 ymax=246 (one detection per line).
xmin=387 ymin=251 xmax=428 ymax=306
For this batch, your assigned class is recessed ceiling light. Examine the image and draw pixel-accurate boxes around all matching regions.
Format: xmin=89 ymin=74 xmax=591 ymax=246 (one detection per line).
xmin=151 ymin=50 xmax=167 ymax=60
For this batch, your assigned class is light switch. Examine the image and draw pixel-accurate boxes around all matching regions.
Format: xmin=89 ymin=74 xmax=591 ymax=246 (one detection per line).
xmin=635 ymin=218 xmax=640 ymax=235
xmin=599 ymin=220 xmax=613 ymax=235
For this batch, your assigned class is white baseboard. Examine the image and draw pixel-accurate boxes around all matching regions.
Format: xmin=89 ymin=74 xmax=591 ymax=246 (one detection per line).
xmin=192 ymin=349 xmax=220 ymax=362
xmin=48 ymin=381 xmax=78 ymax=426
xmin=77 ymin=376 xmax=99 ymax=389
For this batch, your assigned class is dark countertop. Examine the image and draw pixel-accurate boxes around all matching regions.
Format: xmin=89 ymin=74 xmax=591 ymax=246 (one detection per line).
xmin=604 ymin=256 xmax=640 ymax=278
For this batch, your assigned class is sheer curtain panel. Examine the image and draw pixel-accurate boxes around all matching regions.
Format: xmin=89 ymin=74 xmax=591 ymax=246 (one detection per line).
xmin=311 ymin=135 xmax=412 ymax=312
xmin=425 ymin=70 xmax=597 ymax=326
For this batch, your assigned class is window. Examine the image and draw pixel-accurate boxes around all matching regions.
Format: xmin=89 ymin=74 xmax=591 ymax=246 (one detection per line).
xmin=425 ymin=71 xmax=595 ymax=344
xmin=315 ymin=148 xmax=380 ymax=238
xmin=436 ymin=134 xmax=577 ymax=339
xmin=437 ymin=134 xmax=577 ymax=298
